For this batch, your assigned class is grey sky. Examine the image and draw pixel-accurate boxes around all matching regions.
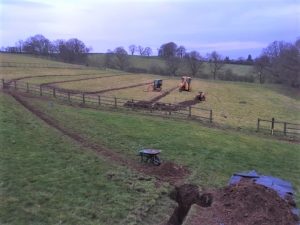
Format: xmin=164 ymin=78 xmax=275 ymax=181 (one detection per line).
xmin=0 ymin=0 xmax=299 ymax=58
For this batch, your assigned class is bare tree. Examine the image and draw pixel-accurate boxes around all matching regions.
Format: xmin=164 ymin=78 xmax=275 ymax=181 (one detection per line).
xmin=254 ymin=54 xmax=269 ymax=84
xmin=207 ymin=51 xmax=224 ymax=80
xmin=176 ymin=45 xmax=186 ymax=58
xmin=128 ymin=45 xmax=136 ymax=55
xmin=143 ymin=47 xmax=152 ymax=56
xmin=138 ymin=45 xmax=144 ymax=55
xmin=114 ymin=47 xmax=129 ymax=70
xmin=15 ymin=40 xmax=24 ymax=53
xmin=262 ymin=40 xmax=300 ymax=87
xmin=158 ymin=42 xmax=177 ymax=58
xmin=23 ymin=34 xmax=51 ymax=55
xmin=185 ymin=51 xmax=203 ymax=76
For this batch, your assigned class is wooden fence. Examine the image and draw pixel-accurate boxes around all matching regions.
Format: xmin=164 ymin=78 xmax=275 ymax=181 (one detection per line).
xmin=257 ymin=118 xmax=300 ymax=136
xmin=1 ymin=79 xmax=213 ymax=123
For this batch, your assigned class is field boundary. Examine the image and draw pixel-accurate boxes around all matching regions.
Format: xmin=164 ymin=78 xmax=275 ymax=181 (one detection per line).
xmin=2 ymin=79 xmax=213 ymax=123
xmin=257 ymin=118 xmax=300 ymax=136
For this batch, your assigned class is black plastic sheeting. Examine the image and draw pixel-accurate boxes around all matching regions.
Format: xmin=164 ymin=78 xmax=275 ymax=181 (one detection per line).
xmin=229 ymin=170 xmax=299 ymax=219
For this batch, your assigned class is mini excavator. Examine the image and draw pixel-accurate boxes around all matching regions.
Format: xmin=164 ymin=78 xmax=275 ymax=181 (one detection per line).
xmin=147 ymin=79 xmax=163 ymax=91
xmin=179 ymin=76 xmax=192 ymax=92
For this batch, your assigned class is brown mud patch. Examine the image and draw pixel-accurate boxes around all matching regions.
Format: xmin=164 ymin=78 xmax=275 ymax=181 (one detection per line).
xmin=170 ymin=180 xmax=298 ymax=225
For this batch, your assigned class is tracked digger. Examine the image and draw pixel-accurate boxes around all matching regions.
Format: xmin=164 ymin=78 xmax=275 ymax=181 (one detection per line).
xmin=179 ymin=76 xmax=192 ymax=92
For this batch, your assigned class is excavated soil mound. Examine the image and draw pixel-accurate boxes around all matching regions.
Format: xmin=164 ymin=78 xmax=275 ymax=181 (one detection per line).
xmin=184 ymin=180 xmax=298 ymax=225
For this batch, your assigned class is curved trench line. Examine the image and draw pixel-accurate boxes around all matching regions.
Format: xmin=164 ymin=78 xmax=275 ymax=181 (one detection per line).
xmin=148 ymin=86 xmax=179 ymax=103
xmin=48 ymin=82 xmax=152 ymax=95
xmin=5 ymin=73 xmax=105 ymax=85
xmin=7 ymin=91 xmax=188 ymax=185
xmin=40 ymin=74 xmax=125 ymax=86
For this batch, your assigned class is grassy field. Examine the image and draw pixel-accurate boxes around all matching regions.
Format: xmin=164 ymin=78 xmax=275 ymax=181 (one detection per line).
xmin=1 ymin=53 xmax=299 ymax=131
xmin=4 ymin=92 xmax=300 ymax=200
xmin=42 ymin=75 xmax=300 ymax=130
xmin=0 ymin=92 xmax=175 ymax=225
xmin=1 ymin=53 xmax=300 ymax=224
xmin=0 ymin=53 xmax=83 ymax=67
xmin=56 ymin=74 xmax=159 ymax=92
xmin=87 ymin=53 xmax=255 ymax=77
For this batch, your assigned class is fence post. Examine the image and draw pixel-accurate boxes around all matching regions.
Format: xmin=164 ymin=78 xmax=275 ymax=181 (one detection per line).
xmin=188 ymin=106 xmax=191 ymax=117
xmin=209 ymin=110 xmax=213 ymax=123
xmin=131 ymin=99 xmax=134 ymax=110
xmin=98 ymin=96 xmax=101 ymax=106
xmin=14 ymin=80 xmax=17 ymax=90
xmin=168 ymin=104 xmax=171 ymax=115
xmin=82 ymin=93 xmax=85 ymax=104
xmin=284 ymin=122 xmax=287 ymax=136
xmin=53 ymin=88 xmax=56 ymax=98
xmin=257 ymin=118 xmax=260 ymax=132
xmin=39 ymin=85 xmax=42 ymax=96
xmin=271 ymin=117 xmax=275 ymax=135
xmin=114 ymin=97 xmax=117 ymax=108
xmin=68 ymin=92 xmax=71 ymax=103
xmin=26 ymin=83 xmax=29 ymax=93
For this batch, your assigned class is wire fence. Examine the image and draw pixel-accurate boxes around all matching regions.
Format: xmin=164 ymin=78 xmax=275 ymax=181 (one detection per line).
xmin=2 ymin=79 xmax=213 ymax=123
xmin=2 ymin=78 xmax=299 ymax=138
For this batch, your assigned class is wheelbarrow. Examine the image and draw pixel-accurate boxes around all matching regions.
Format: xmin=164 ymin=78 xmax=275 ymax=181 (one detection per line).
xmin=138 ymin=149 xmax=161 ymax=166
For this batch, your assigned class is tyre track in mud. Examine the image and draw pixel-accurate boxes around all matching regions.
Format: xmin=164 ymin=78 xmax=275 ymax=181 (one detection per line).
xmin=40 ymin=74 xmax=124 ymax=87
xmin=7 ymin=91 xmax=189 ymax=185
xmin=5 ymin=73 xmax=103 ymax=85
xmin=125 ymin=86 xmax=203 ymax=110
xmin=49 ymin=82 xmax=153 ymax=95
xmin=148 ymin=86 xmax=179 ymax=103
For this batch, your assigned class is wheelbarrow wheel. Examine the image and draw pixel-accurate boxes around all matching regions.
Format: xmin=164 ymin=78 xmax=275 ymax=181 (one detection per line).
xmin=152 ymin=156 xmax=161 ymax=166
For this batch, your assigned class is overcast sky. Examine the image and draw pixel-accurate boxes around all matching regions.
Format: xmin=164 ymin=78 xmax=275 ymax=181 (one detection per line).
xmin=0 ymin=0 xmax=299 ymax=58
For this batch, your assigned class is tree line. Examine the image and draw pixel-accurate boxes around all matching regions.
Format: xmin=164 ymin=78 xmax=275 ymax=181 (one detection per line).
xmin=254 ymin=39 xmax=300 ymax=87
xmin=1 ymin=34 xmax=90 ymax=64
xmin=2 ymin=34 xmax=299 ymax=87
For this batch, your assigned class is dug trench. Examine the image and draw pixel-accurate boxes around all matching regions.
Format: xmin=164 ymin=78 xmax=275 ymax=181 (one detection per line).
xmin=41 ymin=81 xmax=152 ymax=95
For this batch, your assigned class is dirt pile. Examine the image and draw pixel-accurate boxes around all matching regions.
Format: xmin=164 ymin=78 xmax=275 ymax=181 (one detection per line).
xmin=183 ymin=180 xmax=299 ymax=225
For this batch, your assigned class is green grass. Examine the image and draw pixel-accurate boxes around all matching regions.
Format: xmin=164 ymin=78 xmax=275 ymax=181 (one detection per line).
xmin=87 ymin=53 xmax=255 ymax=77
xmin=1 ymin=53 xmax=299 ymax=131
xmin=0 ymin=53 xmax=81 ymax=67
xmin=0 ymin=93 xmax=174 ymax=225
xmin=23 ymin=95 xmax=300 ymax=205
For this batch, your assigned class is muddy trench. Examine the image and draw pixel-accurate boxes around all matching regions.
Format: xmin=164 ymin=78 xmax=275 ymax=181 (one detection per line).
xmin=167 ymin=184 xmax=213 ymax=225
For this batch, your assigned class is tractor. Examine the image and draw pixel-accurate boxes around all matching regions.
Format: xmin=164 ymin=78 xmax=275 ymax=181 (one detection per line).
xmin=179 ymin=76 xmax=192 ymax=92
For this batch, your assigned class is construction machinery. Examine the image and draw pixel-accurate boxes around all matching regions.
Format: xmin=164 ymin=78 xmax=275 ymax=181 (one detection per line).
xmin=195 ymin=91 xmax=206 ymax=101
xmin=179 ymin=76 xmax=192 ymax=92
xmin=147 ymin=79 xmax=163 ymax=91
